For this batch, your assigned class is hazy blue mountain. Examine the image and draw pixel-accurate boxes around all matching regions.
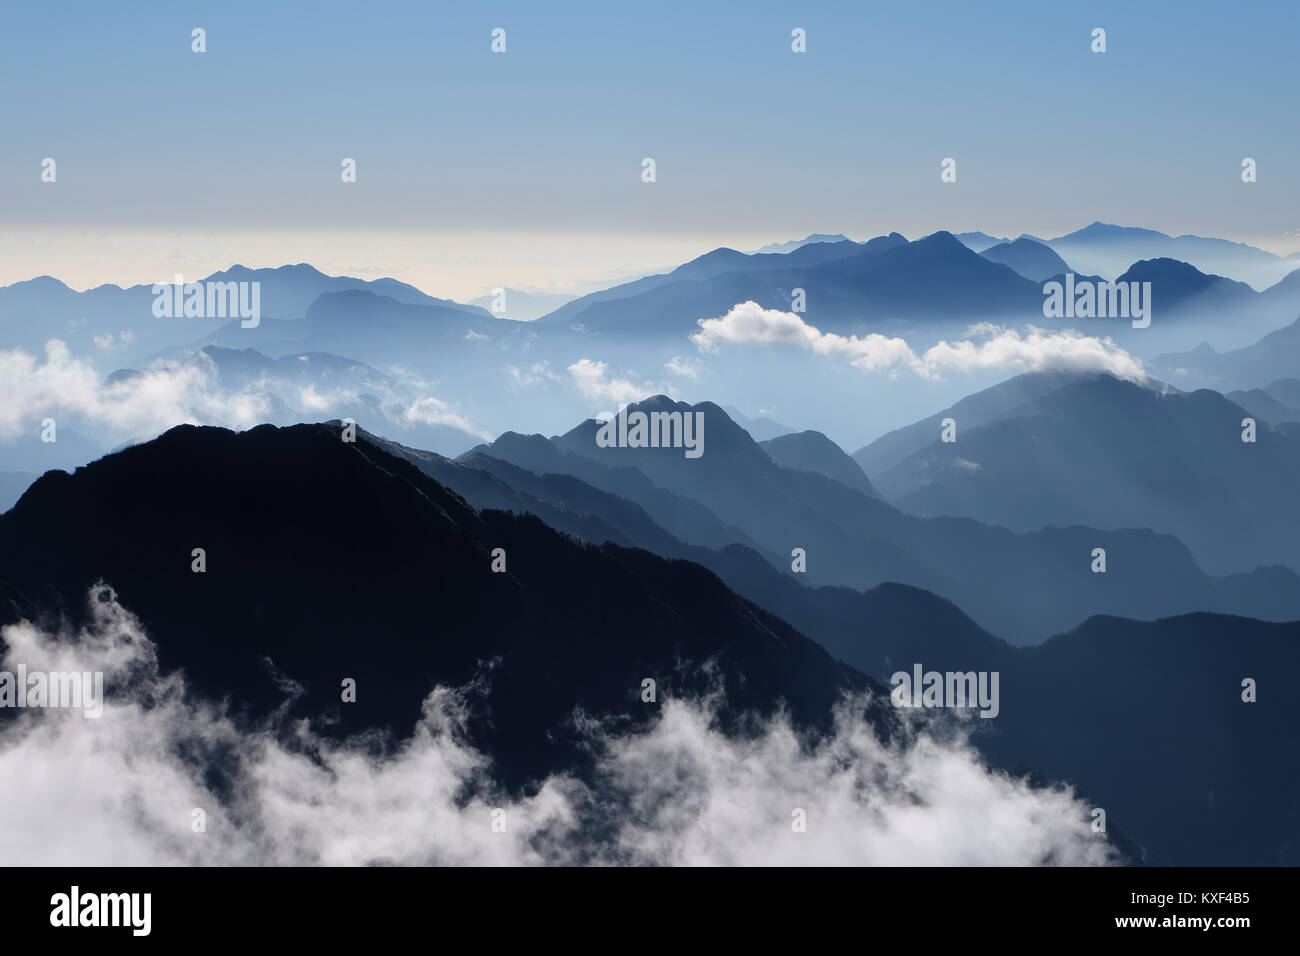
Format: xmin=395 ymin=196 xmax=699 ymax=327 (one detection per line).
xmin=979 ymin=237 xmax=1072 ymax=281
xmin=760 ymin=430 xmax=879 ymax=497
xmin=198 ymin=264 xmax=483 ymax=318
xmin=468 ymin=286 xmax=575 ymax=321
xmin=461 ymin=430 xmax=772 ymax=558
xmin=722 ymin=405 xmax=794 ymax=441
xmin=1045 ymin=222 xmax=1297 ymax=290
xmin=878 ymin=373 xmax=1300 ymax=575
xmin=1116 ymin=258 xmax=1257 ymax=313
xmin=1262 ymin=377 xmax=1300 ymax=407
xmin=479 ymin=396 xmax=1300 ymax=644
xmin=196 ymin=289 xmax=528 ymax=381
xmin=0 ymin=264 xmax=489 ymax=363
xmin=535 ymin=235 xmax=894 ymax=328
xmin=753 ymin=233 xmax=853 ymax=254
xmin=953 ymin=231 xmax=1011 ymax=253
xmin=1150 ymin=316 xmax=1300 ymax=390
xmin=853 ymin=371 xmax=1091 ymax=478
xmin=1225 ymin=387 xmax=1300 ymax=425
xmin=533 ymin=231 xmax=1288 ymax=345
xmin=538 ymin=231 xmax=1040 ymax=336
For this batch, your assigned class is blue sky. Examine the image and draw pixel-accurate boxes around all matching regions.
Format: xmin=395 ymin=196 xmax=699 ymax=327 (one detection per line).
xmin=2 ymin=0 xmax=1296 ymax=296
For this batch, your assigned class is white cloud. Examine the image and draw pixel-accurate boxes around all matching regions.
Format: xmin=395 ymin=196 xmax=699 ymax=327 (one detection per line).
xmin=922 ymin=322 xmax=1147 ymax=380
xmin=0 ymin=340 xmax=271 ymax=442
xmin=0 ymin=589 xmax=1116 ymax=866
xmin=665 ymin=355 xmax=706 ymax=380
xmin=566 ymin=358 xmax=667 ymax=405
xmin=691 ymin=301 xmax=917 ymax=372
xmin=401 ymin=396 xmax=489 ymax=437
xmin=297 ymin=385 xmax=333 ymax=412
xmin=691 ymin=302 xmax=1146 ymax=382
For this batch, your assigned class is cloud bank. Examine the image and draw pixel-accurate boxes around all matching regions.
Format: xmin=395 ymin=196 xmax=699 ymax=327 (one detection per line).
xmin=0 ymin=340 xmax=488 ymax=448
xmin=0 ymin=589 xmax=1115 ymax=866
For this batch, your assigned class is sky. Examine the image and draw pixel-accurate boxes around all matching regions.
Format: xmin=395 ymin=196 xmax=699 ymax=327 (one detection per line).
xmin=2 ymin=0 xmax=1297 ymax=299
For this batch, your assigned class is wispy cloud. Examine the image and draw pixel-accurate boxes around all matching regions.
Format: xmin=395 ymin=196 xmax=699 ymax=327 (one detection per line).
xmin=505 ymin=361 xmax=562 ymax=388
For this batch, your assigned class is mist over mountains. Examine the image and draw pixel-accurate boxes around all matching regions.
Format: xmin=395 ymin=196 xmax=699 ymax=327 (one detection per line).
xmin=3 ymin=220 xmax=1298 ymax=867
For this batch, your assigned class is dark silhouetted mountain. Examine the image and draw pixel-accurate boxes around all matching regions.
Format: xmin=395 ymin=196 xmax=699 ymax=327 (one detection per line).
xmin=1045 ymin=222 xmax=1297 ymax=290
xmin=878 ymin=374 xmax=1300 ymax=575
xmin=0 ymin=423 xmax=875 ymax=791
xmin=819 ymin=600 xmax=1300 ymax=865
xmin=979 ymin=238 xmax=1072 ymax=281
xmin=760 ymin=431 xmax=879 ymax=497
xmin=987 ymin=613 xmax=1300 ymax=865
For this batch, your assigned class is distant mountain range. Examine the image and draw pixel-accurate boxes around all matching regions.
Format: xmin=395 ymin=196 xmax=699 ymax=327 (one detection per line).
xmin=1046 ymin=222 xmax=1297 ymax=291
xmin=528 ymin=230 xmax=1298 ymax=348
xmin=956 ymin=222 xmax=1298 ymax=291
xmin=470 ymin=396 xmax=1300 ymax=644
xmin=752 ymin=234 xmax=853 ymax=255
xmin=0 ymin=263 xmax=491 ymax=362
xmin=4 ymin=224 xmax=1296 ymax=389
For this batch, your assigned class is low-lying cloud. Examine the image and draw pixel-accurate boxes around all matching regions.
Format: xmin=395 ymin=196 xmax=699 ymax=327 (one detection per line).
xmin=691 ymin=302 xmax=1146 ymax=381
xmin=0 ymin=339 xmax=488 ymax=448
xmin=0 ymin=589 xmax=1115 ymax=866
